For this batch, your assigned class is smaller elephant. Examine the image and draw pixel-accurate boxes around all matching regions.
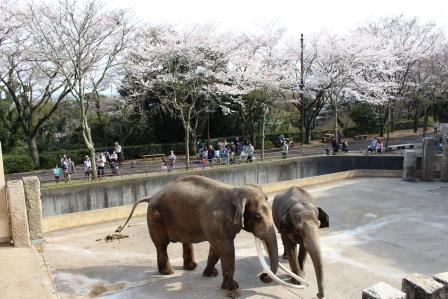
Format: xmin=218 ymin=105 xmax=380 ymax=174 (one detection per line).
xmin=272 ymin=187 xmax=329 ymax=299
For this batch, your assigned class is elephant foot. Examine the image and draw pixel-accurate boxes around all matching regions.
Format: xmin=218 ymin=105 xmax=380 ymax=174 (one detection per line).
xmin=221 ymin=279 xmax=239 ymax=290
xmin=183 ymin=261 xmax=197 ymax=271
xmin=158 ymin=265 xmax=174 ymax=275
xmin=203 ymin=267 xmax=218 ymax=277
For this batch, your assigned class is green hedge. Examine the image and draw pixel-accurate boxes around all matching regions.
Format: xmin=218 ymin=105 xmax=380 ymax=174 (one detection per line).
xmin=3 ymin=154 xmax=34 ymax=174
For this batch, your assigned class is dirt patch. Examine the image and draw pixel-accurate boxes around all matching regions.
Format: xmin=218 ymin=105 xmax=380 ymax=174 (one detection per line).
xmin=89 ymin=282 xmax=126 ymax=297
xmin=96 ymin=233 xmax=129 ymax=243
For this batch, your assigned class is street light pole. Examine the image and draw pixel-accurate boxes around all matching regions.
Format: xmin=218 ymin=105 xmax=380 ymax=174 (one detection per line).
xmin=300 ymin=33 xmax=305 ymax=145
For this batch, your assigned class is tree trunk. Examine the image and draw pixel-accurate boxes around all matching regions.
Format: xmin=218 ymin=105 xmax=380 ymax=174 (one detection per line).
xmin=261 ymin=106 xmax=267 ymax=160
xmin=27 ymin=135 xmax=39 ymax=168
xmin=82 ymin=116 xmax=97 ymax=179
xmin=333 ymin=99 xmax=338 ymax=141
xmin=423 ymin=104 xmax=429 ymax=137
xmin=184 ymin=126 xmax=190 ymax=169
xmin=189 ymin=131 xmax=197 ymax=155
xmin=413 ymin=100 xmax=419 ymax=133
xmin=385 ymin=100 xmax=391 ymax=150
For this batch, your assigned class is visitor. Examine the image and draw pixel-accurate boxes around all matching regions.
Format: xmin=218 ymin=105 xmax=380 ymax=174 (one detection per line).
xmin=114 ymin=142 xmax=122 ymax=164
xmin=282 ymin=140 xmax=289 ymax=158
xmin=331 ymin=138 xmax=339 ymax=155
xmin=200 ymin=156 xmax=207 ymax=169
xmin=201 ymin=147 xmax=208 ymax=161
xmin=60 ymin=154 xmax=67 ymax=166
xmin=218 ymin=139 xmax=226 ymax=158
xmin=53 ymin=164 xmax=62 ymax=184
xmin=207 ymin=145 xmax=214 ymax=166
xmin=214 ymin=147 xmax=220 ymax=164
xmin=376 ymin=139 xmax=383 ymax=154
xmin=168 ymin=150 xmax=176 ymax=171
xmin=83 ymin=156 xmax=92 ymax=182
xmin=110 ymin=151 xmax=118 ymax=163
xmin=161 ymin=160 xmax=168 ymax=173
xmin=66 ymin=157 xmax=76 ymax=181
xmin=369 ymin=137 xmax=378 ymax=154
xmin=341 ymin=139 xmax=349 ymax=153
xmin=97 ymin=152 xmax=106 ymax=177
xmin=62 ymin=157 xmax=70 ymax=182
xmin=246 ymin=143 xmax=255 ymax=162
xmin=223 ymin=145 xmax=230 ymax=164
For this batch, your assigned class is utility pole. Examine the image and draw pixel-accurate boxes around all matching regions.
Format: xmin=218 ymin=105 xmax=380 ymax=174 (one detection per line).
xmin=300 ymin=33 xmax=305 ymax=145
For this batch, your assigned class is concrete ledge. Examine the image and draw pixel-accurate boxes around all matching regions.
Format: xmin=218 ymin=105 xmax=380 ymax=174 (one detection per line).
xmin=43 ymin=202 xmax=147 ymax=233
xmin=402 ymin=273 xmax=445 ymax=299
xmin=42 ymin=169 xmax=401 ymax=232
xmin=262 ymin=169 xmax=402 ymax=194
xmin=362 ymin=281 xmax=405 ymax=299
xmin=6 ymin=180 xmax=31 ymax=247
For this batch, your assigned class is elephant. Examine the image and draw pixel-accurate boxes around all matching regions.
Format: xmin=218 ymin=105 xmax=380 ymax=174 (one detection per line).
xmin=272 ymin=186 xmax=329 ymax=299
xmin=116 ymin=175 xmax=279 ymax=291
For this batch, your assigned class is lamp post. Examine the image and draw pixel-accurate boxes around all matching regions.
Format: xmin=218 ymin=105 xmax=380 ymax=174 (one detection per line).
xmin=300 ymin=33 xmax=305 ymax=145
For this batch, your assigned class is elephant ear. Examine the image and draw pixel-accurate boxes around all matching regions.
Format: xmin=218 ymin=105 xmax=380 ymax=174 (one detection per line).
xmin=232 ymin=197 xmax=247 ymax=229
xmin=279 ymin=213 xmax=292 ymax=233
xmin=317 ymin=207 xmax=329 ymax=228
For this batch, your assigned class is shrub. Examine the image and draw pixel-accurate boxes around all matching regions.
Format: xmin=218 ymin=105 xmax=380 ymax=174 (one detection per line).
xmin=3 ymin=154 xmax=34 ymax=174
xmin=349 ymin=103 xmax=379 ymax=134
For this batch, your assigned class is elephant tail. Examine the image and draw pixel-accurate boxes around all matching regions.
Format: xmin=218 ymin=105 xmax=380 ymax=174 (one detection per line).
xmin=115 ymin=197 xmax=151 ymax=233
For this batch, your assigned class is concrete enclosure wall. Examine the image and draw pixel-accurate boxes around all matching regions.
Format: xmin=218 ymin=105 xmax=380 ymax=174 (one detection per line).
xmin=41 ymin=155 xmax=403 ymax=217
xmin=0 ymin=142 xmax=10 ymax=243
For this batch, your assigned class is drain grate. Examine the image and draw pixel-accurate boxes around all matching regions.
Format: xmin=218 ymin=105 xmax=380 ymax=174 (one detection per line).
xmin=426 ymin=186 xmax=448 ymax=197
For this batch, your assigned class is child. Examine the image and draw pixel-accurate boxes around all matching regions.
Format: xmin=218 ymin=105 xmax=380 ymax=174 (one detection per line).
xmin=53 ymin=165 xmax=62 ymax=183
xmin=161 ymin=161 xmax=168 ymax=173
xmin=200 ymin=157 xmax=207 ymax=169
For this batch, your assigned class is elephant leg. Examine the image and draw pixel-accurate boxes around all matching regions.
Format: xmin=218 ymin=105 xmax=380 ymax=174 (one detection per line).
xmin=282 ymin=234 xmax=301 ymax=284
xmin=203 ymin=245 xmax=219 ymax=277
xmin=182 ymin=243 xmax=197 ymax=270
xmin=280 ymin=233 xmax=288 ymax=259
xmin=149 ymin=222 xmax=173 ymax=275
xmin=211 ymin=240 xmax=238 ymax=290
xmin=298 ymin=245 xmax=308 ymax=277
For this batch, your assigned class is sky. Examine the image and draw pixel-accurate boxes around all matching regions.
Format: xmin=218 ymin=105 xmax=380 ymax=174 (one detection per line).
xmin=109 ymin=0 xmax=448 ymax=35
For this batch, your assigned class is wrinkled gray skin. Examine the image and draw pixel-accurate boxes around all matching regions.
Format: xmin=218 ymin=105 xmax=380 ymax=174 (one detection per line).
xmin=118 ymin=175 xmax=278 ymax=291
xmin=272 ymin=187 xmax=329 ymax=299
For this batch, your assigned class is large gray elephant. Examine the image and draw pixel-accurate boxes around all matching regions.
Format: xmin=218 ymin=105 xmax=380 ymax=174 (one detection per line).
xmin=117 ymin=175 xmax=279 ymax=291
xmin=272 ymin=186 xmax=329 ymax=299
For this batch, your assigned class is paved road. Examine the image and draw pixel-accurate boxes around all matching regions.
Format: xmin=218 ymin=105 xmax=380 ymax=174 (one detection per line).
xmin=5 ymin=134 xmax=429 ymax=183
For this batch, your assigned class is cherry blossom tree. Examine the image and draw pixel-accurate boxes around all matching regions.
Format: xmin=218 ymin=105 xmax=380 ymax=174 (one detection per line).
xmin=0 ymin=2 xmax=71 ymax=167
xmin=123 ymin=25 xmax=230 ymax=166
xmin=27 ymin=0 xmax=133 ymax=177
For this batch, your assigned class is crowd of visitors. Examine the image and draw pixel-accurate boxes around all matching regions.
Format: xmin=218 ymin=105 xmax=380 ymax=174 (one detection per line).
xmin=366 ymin=136 xmax=384 ymax=154
xmin=194 ymin=137 xmax=255 ymax=168
xmin=330 ymin=131 xmax=349 ymax=154
xmin=53 ymin=142 xmax=123 ymax=183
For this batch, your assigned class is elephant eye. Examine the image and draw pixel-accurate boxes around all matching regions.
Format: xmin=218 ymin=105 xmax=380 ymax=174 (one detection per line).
xmin=255 ymin=213 xmax=262 ymax=221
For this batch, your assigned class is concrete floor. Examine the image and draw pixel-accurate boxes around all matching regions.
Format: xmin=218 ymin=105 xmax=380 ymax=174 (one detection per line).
xmin=42 ymin=178 xmax=448 ymax=299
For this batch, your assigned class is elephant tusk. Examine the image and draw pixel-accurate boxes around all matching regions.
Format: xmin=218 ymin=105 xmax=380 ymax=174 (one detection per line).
xmin=255 ymin=238 xmax=304 ymax=289
xmin=278 ymin=263 xmax=310 ymax=286
xmin=262 ymin=241 xmax=310 ymax=286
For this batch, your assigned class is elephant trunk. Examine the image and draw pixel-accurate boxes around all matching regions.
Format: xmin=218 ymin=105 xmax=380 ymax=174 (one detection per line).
xmin=303 ymin=223 xmax=324 ymax=298
xmin=264 ymin=226 xmax=279 ymax=274
xmin=258 ymin=226 xmax=279 ymax=283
